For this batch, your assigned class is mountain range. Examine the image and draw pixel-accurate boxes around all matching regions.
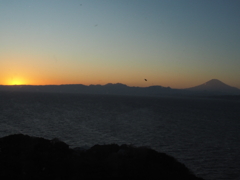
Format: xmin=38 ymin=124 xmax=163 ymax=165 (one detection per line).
xmin=0 ymin=79 xmax=239 ymax=96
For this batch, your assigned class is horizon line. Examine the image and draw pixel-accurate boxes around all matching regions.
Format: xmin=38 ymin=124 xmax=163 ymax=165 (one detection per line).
xmin=1 ymin=79 xmax=239 ymax=90
xmin=0 ymin=83 xmax=171 ymax=88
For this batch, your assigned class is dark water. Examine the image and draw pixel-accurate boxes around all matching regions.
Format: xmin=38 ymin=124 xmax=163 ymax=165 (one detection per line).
xmin=0 ymin=92 xmax=240 ymax=180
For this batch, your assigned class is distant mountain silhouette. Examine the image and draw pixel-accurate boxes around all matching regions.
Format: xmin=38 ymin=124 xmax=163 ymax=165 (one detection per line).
xmin=0 ymin=79 xmax=239 ymax=96
xmin=186 ymin=79 xmax=240 ymax=95
xmin=0 ymin=83 xmax=175 ymax=96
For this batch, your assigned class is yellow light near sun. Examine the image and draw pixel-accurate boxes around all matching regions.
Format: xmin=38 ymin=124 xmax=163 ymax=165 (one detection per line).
xmin=11 ymin=80 xmax=22 ymax=85
xmin=9 ymin=78 xmax=26 ymax=85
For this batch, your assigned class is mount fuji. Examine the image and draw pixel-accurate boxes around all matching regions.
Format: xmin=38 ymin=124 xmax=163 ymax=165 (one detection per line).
xmin=186 ymin=79 xmax=240 ymax=95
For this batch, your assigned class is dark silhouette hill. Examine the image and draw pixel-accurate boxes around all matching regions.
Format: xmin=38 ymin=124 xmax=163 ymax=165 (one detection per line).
xmin=0 ymin=134 xmax=204 ymax=179
xmin=185 ymin=79 xmax=240 ymax=95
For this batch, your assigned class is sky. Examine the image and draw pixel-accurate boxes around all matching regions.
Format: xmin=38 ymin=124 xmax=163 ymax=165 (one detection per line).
xmin=1 ymin=0 xmax=240 ymax=89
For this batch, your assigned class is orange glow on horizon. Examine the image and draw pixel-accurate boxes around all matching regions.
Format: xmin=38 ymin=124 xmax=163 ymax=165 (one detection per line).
xmin=3 ymin=75 xmax=29 ymax=86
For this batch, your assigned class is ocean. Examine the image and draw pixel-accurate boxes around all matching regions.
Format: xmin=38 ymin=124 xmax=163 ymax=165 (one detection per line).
xmin=0 ymin=91 xmax=240 ymax=180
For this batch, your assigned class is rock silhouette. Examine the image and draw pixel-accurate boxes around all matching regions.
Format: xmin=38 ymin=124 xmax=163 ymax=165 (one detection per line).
xmin=0 ymin=134 xmax=204 ymax=179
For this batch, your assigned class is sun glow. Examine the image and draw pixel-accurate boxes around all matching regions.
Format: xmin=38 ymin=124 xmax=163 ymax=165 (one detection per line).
xmin=8 ymin=79 xmax=26 ymax=85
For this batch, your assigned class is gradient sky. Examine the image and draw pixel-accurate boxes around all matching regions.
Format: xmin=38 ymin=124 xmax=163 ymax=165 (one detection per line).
xmin=1 ymin=0 xmax=240 ymax=88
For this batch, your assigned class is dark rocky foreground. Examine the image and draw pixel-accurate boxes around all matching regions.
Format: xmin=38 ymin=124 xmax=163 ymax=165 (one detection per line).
xmin=0 ymin=134 xmax=204 ymax=179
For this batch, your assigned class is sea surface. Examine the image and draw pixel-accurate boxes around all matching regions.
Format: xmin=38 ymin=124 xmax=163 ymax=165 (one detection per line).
xmin=0 ymin=91 xmax=240 ymax=180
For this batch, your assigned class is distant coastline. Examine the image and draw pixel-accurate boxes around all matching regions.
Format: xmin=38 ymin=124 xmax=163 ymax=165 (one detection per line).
xmin=1 ymin=79 xmax=240 ymax=96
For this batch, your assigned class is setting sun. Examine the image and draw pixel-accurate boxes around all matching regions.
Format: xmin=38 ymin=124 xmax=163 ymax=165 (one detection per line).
xmin=8 ymin=78 xmax=26 ymax=85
